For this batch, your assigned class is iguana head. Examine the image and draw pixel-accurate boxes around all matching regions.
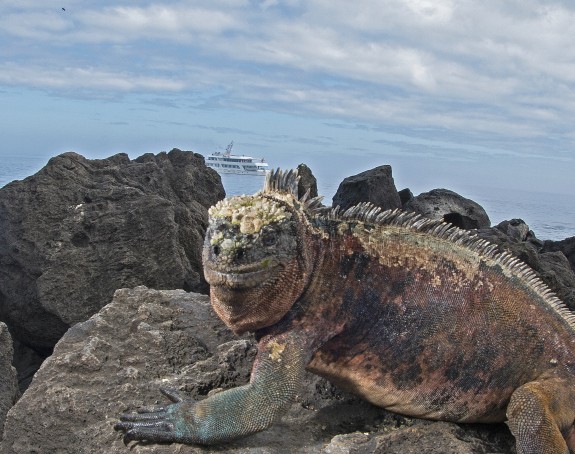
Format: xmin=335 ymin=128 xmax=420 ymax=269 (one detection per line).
xmin=203 ymin=170 xmax=320 ymax=334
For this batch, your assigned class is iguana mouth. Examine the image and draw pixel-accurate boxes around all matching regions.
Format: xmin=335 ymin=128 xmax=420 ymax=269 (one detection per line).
xmin=204 ymin=263 xmax=279 ymax=289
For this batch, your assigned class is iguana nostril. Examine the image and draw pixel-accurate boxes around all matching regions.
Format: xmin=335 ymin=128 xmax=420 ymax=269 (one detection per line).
xmin=213 ymin=245 xmax=221 ymax=256
xmin=236 ymin=248 xmax=245 ymax=260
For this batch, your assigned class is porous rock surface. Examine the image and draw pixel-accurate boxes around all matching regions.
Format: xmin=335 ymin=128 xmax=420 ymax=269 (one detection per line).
xmin=0 ymin=322 xmax=18 ymax=440
xmin=404 ymin=188 xmax=491 ymax=229
xmin=398 ymin=188 xmax=414 ymax=206
xmin=544 ymin=236 xmax=575 ymax=273
xmin=296 ymin=164 xmax=318 ymax=200
xmin=0 ymin=149 xmax=224 ymax=359
xmin=476 ymin=220 xmax=575 ymax=311
xmin=332 ymin=165 xmax=402 ymax=212
xmin=0 ymin=287 xmax=514 ymax=453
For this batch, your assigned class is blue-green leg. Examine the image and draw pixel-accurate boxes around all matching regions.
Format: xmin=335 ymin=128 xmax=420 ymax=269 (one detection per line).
xmin=115 ymin=331 xmax=308 ymax=445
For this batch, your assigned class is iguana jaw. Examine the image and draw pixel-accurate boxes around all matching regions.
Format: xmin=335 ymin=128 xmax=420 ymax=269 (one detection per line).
xmin=204 ymin=262 xmax=281 ymax=289
xmin=206 ymin=254 xmax=306 ymax=333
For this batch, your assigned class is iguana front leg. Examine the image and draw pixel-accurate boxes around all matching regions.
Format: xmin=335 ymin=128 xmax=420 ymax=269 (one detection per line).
xmin=115 ymin=331 xmax=308 ymax=445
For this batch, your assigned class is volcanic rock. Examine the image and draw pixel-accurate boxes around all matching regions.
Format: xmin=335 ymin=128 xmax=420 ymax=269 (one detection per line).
xmin=0 ymin=149 xmax=224 ymax=361
xmin=404 ymin=188 xmax=490 ymax=229
xmin=332 ymin=165 xmax=402 ymax=211
xmin=0 ymin=322 xmax=18 ymax=440
xmin=296 ymin=164 xmax=318 ymax=200
xmin=476 ymin=221 xmax=575 ymax=311
xmin=398 ymin=188 xmax=414 ymax=206
xmin=544 ymin=237 xmax=575 ymax=273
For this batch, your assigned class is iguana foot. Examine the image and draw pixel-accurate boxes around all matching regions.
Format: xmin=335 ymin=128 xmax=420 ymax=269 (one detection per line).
xmin=507 ymin=371 xmax=575 ymax=454
xmin=115 ymin=387 xmax=199 ymax=445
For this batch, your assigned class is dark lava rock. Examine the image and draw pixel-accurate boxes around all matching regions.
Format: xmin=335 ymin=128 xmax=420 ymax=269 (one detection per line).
xmin=0 ymin=149 xmax=224 ymax=360
xmin=476 ymin=220 xmax=542 ymax=269
xmin=0 ymin=287 xmax=515 ymax=453
xmin=538 ymin=251 xmax=575 ymax=310
xmin=476 ymin=221 xmax=575 ymax=311
xmin=332 ymin=165 xmax=402 ymax=211
xmin=324 ymin=421 xmax=513 ymax=454
xmin=297 ymin=164 xmax=318 ymax=199
xmin=398 ymin=188 xmax=414 ymax=206
xmin=496 ymin=219 xmax=532 ymax=242
xmin=0 ymin=322 xmax=19 ymax=440
xmin=543 ymin=237 xmax=575 ymax=273
xmin=10 ymin=338 xmax=45 ymax=392
xmin=404 ymin=188 xmax=490 ymax=230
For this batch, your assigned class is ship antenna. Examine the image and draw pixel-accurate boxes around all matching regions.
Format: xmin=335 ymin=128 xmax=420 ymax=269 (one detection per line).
xmin=226 ymin=141 xmax=234 ymax=154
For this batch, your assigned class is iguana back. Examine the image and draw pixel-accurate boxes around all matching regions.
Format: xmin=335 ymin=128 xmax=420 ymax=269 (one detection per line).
xmin=303 ymin=207 xmax=575 ymax=425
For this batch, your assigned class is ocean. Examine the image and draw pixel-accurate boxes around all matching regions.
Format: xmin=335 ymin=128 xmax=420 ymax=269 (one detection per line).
xmin=1 ymin=156 xmax=573 ymax=242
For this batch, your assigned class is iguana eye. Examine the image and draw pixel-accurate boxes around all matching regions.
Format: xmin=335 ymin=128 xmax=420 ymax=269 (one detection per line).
xmin=261 ymin=231 xmax=277 ymax=247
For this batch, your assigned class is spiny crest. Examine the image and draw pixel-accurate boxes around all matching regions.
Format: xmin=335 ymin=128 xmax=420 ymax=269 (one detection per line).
xmin=263 ymin=168 xmax=299 ymax=197
xmin=262 ymin=168 xmax=325 ymax=215
xmin=324 ymin=201 xmax=575 ymax=331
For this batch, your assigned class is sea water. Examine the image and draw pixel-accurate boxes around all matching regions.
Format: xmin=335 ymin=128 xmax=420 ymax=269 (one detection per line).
xmin=1 ymin=156 xmax=573 ymax=241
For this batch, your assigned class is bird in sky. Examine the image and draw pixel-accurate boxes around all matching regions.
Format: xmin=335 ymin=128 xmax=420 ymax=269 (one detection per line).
xmin=62 ymin=7 xmax=66 ymax=11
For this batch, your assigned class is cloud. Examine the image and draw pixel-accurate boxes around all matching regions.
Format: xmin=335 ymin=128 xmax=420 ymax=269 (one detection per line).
xmin=78 ymin=4 xmax=240 ymax=42
xmin=1 ymin=11 xmax=71 ymax=39
xmin=1 ymin=0 xmax=575 ymax=157
xmin=0 ymin=63 xmax=185 ymax=92
xmin=0 ymin=1 xmax=243 ymax=43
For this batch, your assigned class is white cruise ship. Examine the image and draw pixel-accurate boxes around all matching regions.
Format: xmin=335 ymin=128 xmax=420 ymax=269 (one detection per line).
xmin=205 ymin=142 xmax=270 ymax=176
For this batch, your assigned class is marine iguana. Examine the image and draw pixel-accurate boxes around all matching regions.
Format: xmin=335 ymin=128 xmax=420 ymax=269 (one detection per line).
xmin=116 ymin=169 xmax=575 ymax=453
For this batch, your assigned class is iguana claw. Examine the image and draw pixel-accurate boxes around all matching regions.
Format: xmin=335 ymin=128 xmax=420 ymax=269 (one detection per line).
xmin=114 ymin=387 xmax=195 ymax=444
xmin=158 ymin=386 xmax=184 ymax=403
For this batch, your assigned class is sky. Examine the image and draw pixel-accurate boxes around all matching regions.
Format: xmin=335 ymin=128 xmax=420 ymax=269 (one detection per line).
xmin=1 ymin=0 xmax=574 ymax=201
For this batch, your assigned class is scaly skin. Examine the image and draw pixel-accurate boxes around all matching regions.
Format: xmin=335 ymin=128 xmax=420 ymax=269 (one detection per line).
xmin=116 ymin=169 xmax=575 ymax=453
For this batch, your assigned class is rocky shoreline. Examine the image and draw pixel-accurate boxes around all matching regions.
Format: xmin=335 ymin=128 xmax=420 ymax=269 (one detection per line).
xmin=0 ymin=151 xmax=573 ymax=453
